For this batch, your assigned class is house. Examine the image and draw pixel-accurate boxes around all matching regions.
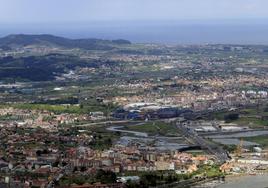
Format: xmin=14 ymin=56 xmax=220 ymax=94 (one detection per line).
xmin=155 ymin=161 xmax=174 ymax=171
xmin=117 ymin=176 xmax=140 ymax=183
xmin=175 ymin=164 xmax=197 ymax=174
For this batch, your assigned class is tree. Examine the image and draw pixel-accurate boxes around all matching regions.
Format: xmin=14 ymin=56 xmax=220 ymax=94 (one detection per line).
xmin=95 ymin=169 xmax=117 ymax=184
xmin=80 ymin=166 xmax=87 ymax=172
xmin=224 ymin=113 xmax=239 ymax=122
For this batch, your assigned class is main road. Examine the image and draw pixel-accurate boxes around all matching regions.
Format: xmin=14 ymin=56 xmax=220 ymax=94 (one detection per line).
xmin=73 ymin=119 xmax=230 ymax=163
xmin=176 ymin=122 xmax=230 ymax=164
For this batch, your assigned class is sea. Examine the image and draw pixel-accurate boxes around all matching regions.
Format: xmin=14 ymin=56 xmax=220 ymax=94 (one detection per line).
xmin=218 ymin=174 xmax=268 ymax=188
xmin=1 ymin=20 xmax=268 ymax=45
xmin=193 ymin=174 xmax=268 ymax=188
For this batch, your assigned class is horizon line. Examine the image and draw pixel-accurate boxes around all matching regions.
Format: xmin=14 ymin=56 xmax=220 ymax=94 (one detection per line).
xmin=1 ymin=33 xmax=268 ymax=47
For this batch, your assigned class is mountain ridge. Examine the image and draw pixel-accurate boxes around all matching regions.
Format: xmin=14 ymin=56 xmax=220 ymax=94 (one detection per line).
xmin=0 ymin=34 xmax=131 ymax=50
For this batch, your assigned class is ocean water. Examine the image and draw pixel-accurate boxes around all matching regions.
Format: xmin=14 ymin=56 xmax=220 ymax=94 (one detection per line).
xmin=1 ymin=20 xmax=268 ymax=45
xmin=217 ymin=175 xmax=268 ymax=188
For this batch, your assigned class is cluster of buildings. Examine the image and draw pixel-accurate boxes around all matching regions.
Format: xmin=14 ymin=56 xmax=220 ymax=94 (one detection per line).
xmin=66 ymin=145 xmax=212 ymax=174
xmin=220 ymin=158 xmax=268 ymax=175
xmin=0 ymin=121 xmax=216 ymax=187
xmin=0 ymin=107 xmax=106 ymax=130
xmin=110 ymin=75 xmax=268 ymax=112
xmin=1 ymin=44 xmax=268 ymax=187
xmin=113 ymin=102 xmax=192 ymax=120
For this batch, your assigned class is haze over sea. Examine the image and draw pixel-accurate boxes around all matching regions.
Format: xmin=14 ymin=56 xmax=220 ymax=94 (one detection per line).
xmin=1 ymin=20 xmax=268 ymax=45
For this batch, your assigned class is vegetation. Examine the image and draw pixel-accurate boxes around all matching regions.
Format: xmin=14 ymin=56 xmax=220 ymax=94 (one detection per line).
xmin=244 ymin=135 xmax=268 ymax=148
xmin=0 ymin=53 xmax=101 ymax=81
xmin=88 ymin=133 xmax=113 ymax=150
xmin=124 ymin=171 xmax=191 ymax=188
xmin=0 ymin=102 xmax=117 ymax=115
xmin=192 ymin=165 xmax=223 ymax=178
xmin=58 ymin=169 xmax=117 ymax=186
xmin=233 ymin=117 xmax=268 ymax=127
xmin=222 ymin=145 xmax=237 ymax=153
xmin=36 ymin=96 xmax=79 ymax=105
xmin=124 ymin=121 xmax=179 ymax=136
xmin=224 ymin=113 xmax=239 ymax=122
xmin=72 ymin=125 xmax=122 ymax=150
xmin=124 ymin=165 xmax=223 ymax=188
xmin=210 ymin=104 xmax=268 ymax=127
xmin=0 ymin=34 xmax=131 ymax=50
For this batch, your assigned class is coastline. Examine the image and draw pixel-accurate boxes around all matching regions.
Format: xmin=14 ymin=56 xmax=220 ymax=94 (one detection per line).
xmin=193 ymin=172 xmax=268 ymax=188
xmin=218 ymin=173 xmax=268 ymax=188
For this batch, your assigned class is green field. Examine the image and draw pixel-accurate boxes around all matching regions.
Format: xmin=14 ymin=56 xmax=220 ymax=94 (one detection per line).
xmin=244 ymin=135 xmax=268 ymax=148
xmin=0 ymin=103 xmax=115 ymax=115
xmin=193 ymin=165 xmax=224 ymax=178
xmin=210 ymin=105 xmax=268 ymax=128
xmin=125 ymin=121 xmax=179 ymax=136
xmin=233 ymin=117 xmax=268 ymax=127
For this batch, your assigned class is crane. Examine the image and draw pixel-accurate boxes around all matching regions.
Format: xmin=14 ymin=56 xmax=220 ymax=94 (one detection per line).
xmin=235 ymin=138 xmax=244 ymax=158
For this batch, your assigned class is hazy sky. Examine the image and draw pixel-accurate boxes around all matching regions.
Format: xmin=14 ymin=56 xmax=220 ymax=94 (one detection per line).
xmin=1 ymin=0 xmax=268 ymax=23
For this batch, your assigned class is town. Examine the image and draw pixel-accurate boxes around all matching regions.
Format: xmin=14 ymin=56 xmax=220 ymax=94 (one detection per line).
xmin=0 ymin=35 xmax=268 ymax=188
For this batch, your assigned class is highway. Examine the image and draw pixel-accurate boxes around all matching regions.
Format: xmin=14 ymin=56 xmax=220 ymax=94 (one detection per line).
xmin=176 ymin=122 xmax=230 ymax=164
xmin=71 ymin=120 xmax=132 ymax=128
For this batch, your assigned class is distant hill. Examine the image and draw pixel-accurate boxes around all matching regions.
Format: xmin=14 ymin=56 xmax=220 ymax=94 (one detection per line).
xmin=0 ymin=34 xmax=131 ymax=50
xmin=0 ymin=54 xmax=87 ymax=81
xmin=0 ymin=53 xmax=124 ymax=81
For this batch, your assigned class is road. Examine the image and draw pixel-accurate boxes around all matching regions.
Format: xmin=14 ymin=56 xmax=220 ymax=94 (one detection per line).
xmin=72 ymin=120 xmax=132 ymax=128
xmin=176 ymin=122 xmax=230 ymax=164
xmin=106 ymin=126 xmax=148 ymax=137
xmin=106 ymin=124 xmax=184 ymax=140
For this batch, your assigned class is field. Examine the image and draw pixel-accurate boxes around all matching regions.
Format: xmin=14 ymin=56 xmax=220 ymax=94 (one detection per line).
xmin=0 ymin=102 xmax=116 ymax=115
xmin=210 ymin=104 xmax=268 ymax=128
xmin=124 ymin=121 xmax=179 ymax=136
xmin=244 ymin=135 xmax=268 ymax=148
xmin=232 ymin=117 xmax=268 ymax=127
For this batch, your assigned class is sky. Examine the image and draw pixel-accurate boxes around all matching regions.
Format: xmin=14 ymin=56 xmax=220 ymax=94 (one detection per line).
xmin=0 ymin=0 xmax=268 ymax=44
xmin=0 ymin=0 xmax=268 ymax=23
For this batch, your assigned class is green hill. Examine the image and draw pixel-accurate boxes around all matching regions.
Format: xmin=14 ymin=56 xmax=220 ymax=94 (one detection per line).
xmin=0 ymin=34 xmax=131 ymax=50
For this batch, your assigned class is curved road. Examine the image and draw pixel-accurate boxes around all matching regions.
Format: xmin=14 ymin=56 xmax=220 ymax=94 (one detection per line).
xmin=106 ymin=126 xmax=149 ymax=137
xmin=106 ymin=124 xmax=183 ymax=140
